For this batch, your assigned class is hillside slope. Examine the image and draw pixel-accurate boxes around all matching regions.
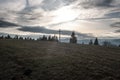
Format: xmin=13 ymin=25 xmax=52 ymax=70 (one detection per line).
xmin=0 ymin=40 xmax=120 ymax=80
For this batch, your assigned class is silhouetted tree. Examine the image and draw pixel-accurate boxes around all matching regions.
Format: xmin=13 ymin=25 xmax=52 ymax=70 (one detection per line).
xmin=52 ymin=35 xmax=58 ymax=42
xmin=51 ymin=35 xmax=55 ymax=41
xmin=70 ymin=31 xmax=77 ymax=43
xmin=26 ymin=37 xmax=31 ymax=40
xmin=119 ymin=45 xmax=120 ymax=47
xmin=0 ymin=35 xmax=4 ymax=39
xmin=29 ymin=37 xmax=32 ymax=40
xmin=48 ymin=35 xmax=52 ymax=41
xmin=48 ymin=35 xmax=58 ymax=42
xmin=19 ymin=36 xmax=23 ymax=40
xmin=89 ymin=39 xmax=93 ymax=45
xmin=24 ymin=37 xmax=27 ymax=40
xmin=14 ymin=35 xmax=18 ymax=39
xmin=94 ymin=38 xmax=99 ymax=45
xmin=37 ymin=37 xmax=41 ymax=41
xmin=55 ymin=36 xmax=58 ymax=42
xmin=51 ymin=36 xmax=54 ymax=41
xmin=41 ymin=35 xmax=47 ymax=41
xmin=5 ymin=35 xmax=11 ymax=39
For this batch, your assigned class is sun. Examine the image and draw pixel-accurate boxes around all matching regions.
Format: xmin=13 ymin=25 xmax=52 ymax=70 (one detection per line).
xmin=53 ymin=6 xmax=79 ymax=23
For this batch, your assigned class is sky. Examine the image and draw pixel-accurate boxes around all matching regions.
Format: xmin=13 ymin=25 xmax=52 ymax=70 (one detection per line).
xmin=0 ymin=0 xmax=120 ymax=40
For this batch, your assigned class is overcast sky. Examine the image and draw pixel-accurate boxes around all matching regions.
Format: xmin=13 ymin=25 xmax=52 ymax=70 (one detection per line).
xmin=0 ymin=0 xmax=120 ymax=39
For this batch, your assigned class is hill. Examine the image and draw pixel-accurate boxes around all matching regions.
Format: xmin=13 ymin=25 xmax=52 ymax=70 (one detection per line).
xmin=0 ymin=40 xmax=120 ymax=80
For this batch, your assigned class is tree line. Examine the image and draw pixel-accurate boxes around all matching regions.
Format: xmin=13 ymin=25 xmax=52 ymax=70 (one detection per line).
xmin=0 ymin=33 xmax=120 ymax=47
xmin=70 ymin=31 xmax=99 ymax=45
xmin=69 ymin=31 xmax=120 ymax=47
xmin=0 ymin=34 xmax=58 ymax=42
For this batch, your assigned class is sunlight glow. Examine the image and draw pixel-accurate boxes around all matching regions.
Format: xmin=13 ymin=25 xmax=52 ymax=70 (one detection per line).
xmin=53 ymin=6 xmax=79 ymax=23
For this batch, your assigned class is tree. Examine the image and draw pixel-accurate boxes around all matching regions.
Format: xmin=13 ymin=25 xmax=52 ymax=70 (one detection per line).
xmin=94 ymin=38 xmax=99 ymax=45
xmin=70 ymin=31 xmax=77 ymax=43
xmin=26 ymin=37 xmax=30 ymax=40
xmin=19 ymin=36 xmax=23 ymax=40
xmin=41 ymin=35 xmax=47 ymax=41
xmin=14 ymin=35 xmax=18 ymax=39
xmin=48 ymin=35 xmax=52 ymax=41
xmin=51 ymin=36 xmax=55 ymax=41
xmin=6 ymin=35 xmax=11 ymax=39
xmin=89 ymin=39 xmax=93 ymax=45
xmin=0 ymin=35 xmax=4 ymax=39
xmin=118 ymin=45 xmax=120 ymax=47
xmin=55 ymin=36 xmax=58 ymax=42
xmin=37 ymin=37 xmax=41 ymax=41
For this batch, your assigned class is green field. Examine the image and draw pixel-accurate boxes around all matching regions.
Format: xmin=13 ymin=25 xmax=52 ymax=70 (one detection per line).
xmin=0 ymin=40 xmax=120 ymax=80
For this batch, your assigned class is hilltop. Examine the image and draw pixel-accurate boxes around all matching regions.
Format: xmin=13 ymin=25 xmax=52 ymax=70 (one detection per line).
xmin=0 ymin=40 xmax=120 ymax=80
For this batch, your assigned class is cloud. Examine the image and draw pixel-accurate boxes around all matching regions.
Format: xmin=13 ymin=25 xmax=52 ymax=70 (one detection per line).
xmin=115 ymin=30 xmax=120 ymax=33
xmin=40 ymin=0 xmax=76 ymax=11
xmin=0 ymin=20 xmax=19 ymax=27
xmin=92 ymin=0 xmax=114 ymax=7
xmin=40 ymin=0 xmax=62 ymax=11
xmin=0 ymin=0 xmax=17 ymax=3
xmin=110 ymin=22 xmax=120 ymax=33
xmin=0 ymin=0 xmax=119 ymax=25
xmin=110 ymin=22 xmax=120 ymax=28
xmin=105 ymin=11 xmax=120 ymax=18
xmin=0 ymin=0 xmax=119 ymax=39
xmin=18 ymin=26 xmax=94 ymax=38
xmin=0 ymin=0 xmax=24 ymax=11
xmin=77 ymin=0 xmax=115 ymax=9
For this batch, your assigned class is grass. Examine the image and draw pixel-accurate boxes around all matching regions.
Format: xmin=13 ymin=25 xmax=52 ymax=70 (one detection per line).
xmin=0 ymin=40 xmax=120 ymax=80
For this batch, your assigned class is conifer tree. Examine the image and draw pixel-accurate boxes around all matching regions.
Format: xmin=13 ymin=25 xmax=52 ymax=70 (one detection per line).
xmin=94 ymin=37 xmax=99 ymax=45
xmin=70 ymin=31 xmax=77 ymax=43
xmin=6 ymin=35 xmax=11 ymax=39
xmin=48 ymin=35 xmax=52 ymax=41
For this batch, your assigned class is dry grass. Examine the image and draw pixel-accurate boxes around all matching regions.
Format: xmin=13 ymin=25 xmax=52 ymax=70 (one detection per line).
xmin=0 ymin=40 xmax=120 ymax=80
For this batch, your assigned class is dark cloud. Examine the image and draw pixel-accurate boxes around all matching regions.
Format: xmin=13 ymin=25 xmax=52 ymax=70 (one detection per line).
xmin=0 ymin=20 xmax=19 ymax=27
xmin=78 ymin=0 xmax=115 ymax=9
xmin=18 ymin=26 xmax=58 ymax=34
xmin=110 ymin=22 xmax=120 ymax=28
xmin=94 ymin=0 xmax=114 ymax=7
xmin=115 ymin=29 xmax=120 ymax=33
xmin=110 ymin=22 xmax=120 ymax=33
xmin=18 ymin=26 xmax=94 ymax=38
xmin=105 ymin=12 xmax=120 ymax=18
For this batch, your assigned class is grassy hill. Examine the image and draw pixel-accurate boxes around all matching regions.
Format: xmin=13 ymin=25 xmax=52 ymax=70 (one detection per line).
xmin=0 ymin=40 xmax=120 ymax=80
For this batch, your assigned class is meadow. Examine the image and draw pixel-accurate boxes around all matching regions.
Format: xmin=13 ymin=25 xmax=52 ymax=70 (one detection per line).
xmin=0 ymin=40 xmax=120 ymax=80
